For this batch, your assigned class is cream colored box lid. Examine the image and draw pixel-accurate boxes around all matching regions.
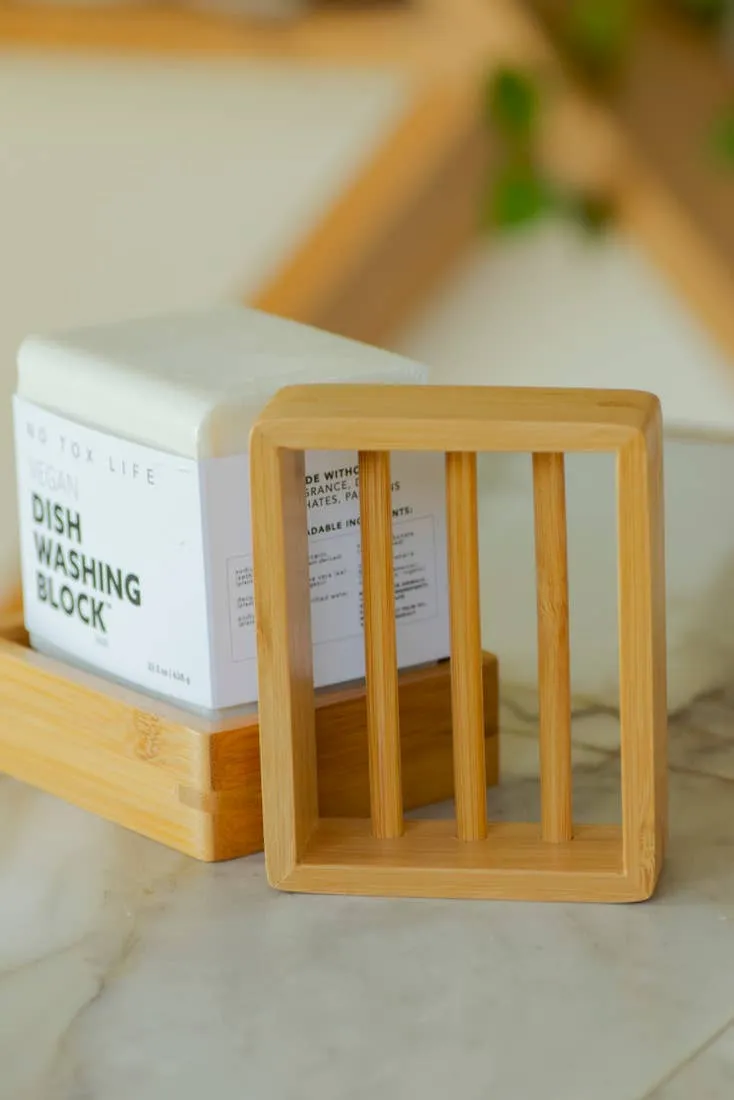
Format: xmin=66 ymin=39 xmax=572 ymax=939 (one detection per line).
xmin=17 ymin=305 xmax=428 ymax=459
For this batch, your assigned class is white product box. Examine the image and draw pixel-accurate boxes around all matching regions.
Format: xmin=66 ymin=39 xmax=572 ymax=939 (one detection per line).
xmin=13 ymin=306 xmax=450 ymax=714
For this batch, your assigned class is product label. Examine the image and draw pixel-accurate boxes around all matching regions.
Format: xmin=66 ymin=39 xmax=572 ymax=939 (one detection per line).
xmin=13 ymin=396 xmax=212 ymax=707
xmin=14 ymin=397 xmax=450 ymax=711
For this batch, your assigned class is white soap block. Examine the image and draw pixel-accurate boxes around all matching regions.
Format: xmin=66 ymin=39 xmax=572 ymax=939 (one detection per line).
xmin=13 ymin=306 xmax=450 ymax=715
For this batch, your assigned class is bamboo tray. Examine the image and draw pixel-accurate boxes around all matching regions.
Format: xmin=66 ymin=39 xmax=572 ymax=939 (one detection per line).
xmin=0 ymin=615 xmax=498 ymax=860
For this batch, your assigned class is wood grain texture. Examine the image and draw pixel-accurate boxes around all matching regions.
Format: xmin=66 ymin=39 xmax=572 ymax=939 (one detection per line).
xmin=316 ymin=653 xmax=499 ymax=817
xmin=250 ymin=435 xmax=318 ymax=883
xmin=533 ymin=452 xmax=572 ymax=843
xmin=253 ymin=383 xmax=667 ymax=902
xmin=358 ymin=450 xmax=403 ymax=839
xmin=285 ymin=820 xmax=630 ymax=903
xmin=617 ymin=401 xmax=668 ymax=898
xmin=445 ymin=452 xmax=486 ymax=841
xmin=0 ymin=617 xmax=498 ymax=861
xmin=0 ymin=618 xmax=249 ymax=861
xmin=257 ymin=384 xmax=661 ymax=453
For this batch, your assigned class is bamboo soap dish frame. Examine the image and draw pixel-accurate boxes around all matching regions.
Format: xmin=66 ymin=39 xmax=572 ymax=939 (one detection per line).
xmin=251 ymin=383 xmax=668 ymax=903
xmin=0 ymin=615 xmax=498 ymax=861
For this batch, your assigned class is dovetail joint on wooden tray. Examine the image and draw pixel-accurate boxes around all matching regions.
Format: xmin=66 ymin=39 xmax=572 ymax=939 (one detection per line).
xmin=0 ymin=615 xmax=498 ymax=861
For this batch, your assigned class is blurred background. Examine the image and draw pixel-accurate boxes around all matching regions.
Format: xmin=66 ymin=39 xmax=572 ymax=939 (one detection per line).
xmin=1 ymin=0 xmax=733 ymax=709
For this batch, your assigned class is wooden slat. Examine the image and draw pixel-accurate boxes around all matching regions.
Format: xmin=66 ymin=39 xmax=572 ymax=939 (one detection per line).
xmin=445 ymin=451 xmax=486 ymax=841
xmin=258 ymin=384 xmax=658 ymax=453
xmin=358 ymin=450 xmax=403 ymax=839
xmin=617 ymin=408 xmax=668 ymax=897
xmin=533 ymin=452 xmax=572 ymax=843
xmin=290 ymin=819 xmax=628 ymax=902
xmin=316 ymin=651 xmax=500 ymax=816
xmin=250 ymin=436 xmax=319 ymax=884
xmin=0 ymin=612 xmax=500 ymax=861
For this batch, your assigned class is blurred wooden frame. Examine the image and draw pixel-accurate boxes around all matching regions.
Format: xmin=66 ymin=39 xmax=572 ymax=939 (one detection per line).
xmin=0 ymin=0 xmax=731 ymax=355
xmin=0 ymin=0 xmax=552 ymax=73
xmin=0 ymin=0 xmax=732 ymax=620
xmin=1 ymin=0 xmax=731 ymax=356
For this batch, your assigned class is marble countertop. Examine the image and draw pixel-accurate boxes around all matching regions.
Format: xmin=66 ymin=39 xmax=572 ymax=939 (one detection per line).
xmin=4 ymin=695 xmax=734 ymax=1100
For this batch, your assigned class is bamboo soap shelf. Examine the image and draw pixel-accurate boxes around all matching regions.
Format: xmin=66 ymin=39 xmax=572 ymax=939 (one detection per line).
xmin=0 ymin=615 xmax=498 ymax=860
xmin=252 ymin=384 xmax=668 ymax=903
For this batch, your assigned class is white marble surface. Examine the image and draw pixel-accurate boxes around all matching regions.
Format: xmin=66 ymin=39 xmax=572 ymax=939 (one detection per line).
xmin=4 ymin=698 xmax=734 ymax=1100
xmin=649 ymin=1024 xmax=734 ymax=1098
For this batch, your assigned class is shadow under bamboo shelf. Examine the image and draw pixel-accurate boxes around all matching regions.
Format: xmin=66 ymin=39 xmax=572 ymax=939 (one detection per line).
xmin=0 ymin=615 xmax=499 ymax=860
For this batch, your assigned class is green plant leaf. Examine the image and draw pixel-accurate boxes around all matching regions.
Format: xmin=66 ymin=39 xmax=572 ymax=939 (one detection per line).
xmin=485 ymin=67 xmax=540 ymax=142
xmin=485 ymin=162 xmax=551 ymax=231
